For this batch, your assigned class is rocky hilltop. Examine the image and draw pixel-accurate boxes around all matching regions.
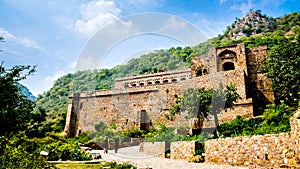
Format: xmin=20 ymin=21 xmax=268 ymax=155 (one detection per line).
xmin=226 ymin=10 xmax=271 ymax=40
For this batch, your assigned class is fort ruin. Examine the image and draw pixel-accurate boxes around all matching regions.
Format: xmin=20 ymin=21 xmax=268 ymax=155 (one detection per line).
xmin=64 ymin=43 xmax=273 ymax=137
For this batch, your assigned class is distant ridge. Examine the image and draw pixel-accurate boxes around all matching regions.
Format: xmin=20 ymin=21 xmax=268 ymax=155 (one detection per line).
xmin=18 ymin=83 xmax=36 ymax=100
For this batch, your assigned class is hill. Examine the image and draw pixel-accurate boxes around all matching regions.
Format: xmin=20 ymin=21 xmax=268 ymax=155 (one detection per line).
xmin=19 ymin=83 xmax=36 ymax=100
xmin=35 ymin=10 xmax=300 ymax=133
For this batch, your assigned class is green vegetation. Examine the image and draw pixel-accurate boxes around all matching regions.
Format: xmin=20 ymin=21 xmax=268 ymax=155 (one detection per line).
xmin=168 ymin=83 xmax=239 ymax=122
xmin=218 ymin=104 xmax=296 ymax=137
xmin=0 ymin=63 xmax=37 ymax=136
xmin=56 ymin=162 xmax=136 ymax=169
xmin=87 ymin=121 xmax=119 ymax=142
xmin=0 ymin=135 xmax=54 ymax=169
xmin=0 ymin=132 xmax=92 ymax=168
xmin=263 ymin=36 xmax=300 ymax=106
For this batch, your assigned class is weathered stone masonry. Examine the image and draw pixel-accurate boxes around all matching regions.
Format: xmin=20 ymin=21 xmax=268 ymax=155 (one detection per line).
xmin=205 ymin=110 xmax=300 ymax=167
xmin=64 ymin=43 xmax=273 ymax=137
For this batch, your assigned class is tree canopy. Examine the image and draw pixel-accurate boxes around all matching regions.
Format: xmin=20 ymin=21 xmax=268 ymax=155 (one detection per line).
xmin=264 ymin=35 xmax=300 ymax=106
xmin=0 ymin=63 xmax=36 ymax=136
xmin=170 ymin=83 xmax=239 ymax=120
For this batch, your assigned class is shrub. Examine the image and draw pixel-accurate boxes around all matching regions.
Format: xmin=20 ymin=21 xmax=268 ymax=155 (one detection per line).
xmin=218 ymin=104 xmax=296 ymax=137
xmin=40 ymin=140 xmax=92 ymax=161
xmin=0 ymin=135 xmax=55 ymax=169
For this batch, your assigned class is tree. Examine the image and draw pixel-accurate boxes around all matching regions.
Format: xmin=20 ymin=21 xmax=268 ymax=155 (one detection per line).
xmin=265 ymin=36 xmax=300 ymax=106
xmin=176 ymin=83 xmax=239 ymax=129
xmin=0 ymin=62 xmax=36 ymax=136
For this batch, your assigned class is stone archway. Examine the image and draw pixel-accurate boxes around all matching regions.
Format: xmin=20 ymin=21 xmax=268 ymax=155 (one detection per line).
xmin=218 ymin=50 xmax=237 ymax=72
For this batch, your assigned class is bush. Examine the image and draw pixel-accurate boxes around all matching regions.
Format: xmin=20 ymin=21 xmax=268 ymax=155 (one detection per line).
xmin=0 ymin=135 xmax=55 ymax=169
xmin=102 ymin=161 xmax=137 ymax=169
xmin=40 ymin=139 xmax=92 ymax=161
xmin=218 ymin=104 xmax=296 ymax=138
xmin=121 ymin=129 xmax=146 ymax=138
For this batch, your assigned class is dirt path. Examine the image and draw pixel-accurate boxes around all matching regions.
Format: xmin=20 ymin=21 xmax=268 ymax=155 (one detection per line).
xmin=99 ymin=146 xmax=248 ymax=169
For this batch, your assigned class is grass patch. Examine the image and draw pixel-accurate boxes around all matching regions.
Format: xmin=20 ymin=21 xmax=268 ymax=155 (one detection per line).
xmin=56 ymin=162 xmax=136 ymax=169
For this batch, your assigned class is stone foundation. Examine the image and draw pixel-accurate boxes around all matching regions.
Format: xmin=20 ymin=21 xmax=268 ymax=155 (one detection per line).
xmin=205 ymin=110 xmax=300 ymax=168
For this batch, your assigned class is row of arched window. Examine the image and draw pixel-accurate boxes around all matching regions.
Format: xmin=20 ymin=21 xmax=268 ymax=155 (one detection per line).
xmin=124 ymin=76 xmax=189 ymax=88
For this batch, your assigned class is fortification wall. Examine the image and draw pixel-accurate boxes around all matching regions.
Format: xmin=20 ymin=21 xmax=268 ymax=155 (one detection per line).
xmin=205 ymin=110 xmax=300 ymax=168
xmin=64 ymin=44 xmax=273 ymax=137
xmin=246 ymin=45 xmax=273 ymax=115
xmin=64 ymin=69 xmax=253 ymax=137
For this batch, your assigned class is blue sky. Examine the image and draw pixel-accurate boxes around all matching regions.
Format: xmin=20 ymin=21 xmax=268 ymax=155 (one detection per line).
xmin=0 ymin=0 xmax=299 ymax=96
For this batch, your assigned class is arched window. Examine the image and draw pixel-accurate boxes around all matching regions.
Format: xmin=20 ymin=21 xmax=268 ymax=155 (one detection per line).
xmin=155 ymin=81 xmax=160 ymax=84
xmin=223 ymin=62 xmax=235 ymax=71
xmin=195 ymin=69 xmax=202 ymax=77
xmin=172 ymin=79 xmax=177 ymax=82
xmin=140 ymin=83 xmax=144 ymax=86
xmin=163 ymin=79 xmax=169 ymax=83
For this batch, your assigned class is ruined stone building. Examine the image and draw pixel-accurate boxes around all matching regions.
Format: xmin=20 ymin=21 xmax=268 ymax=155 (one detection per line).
xmin=64 ymin=43 xmax=273 ymax=137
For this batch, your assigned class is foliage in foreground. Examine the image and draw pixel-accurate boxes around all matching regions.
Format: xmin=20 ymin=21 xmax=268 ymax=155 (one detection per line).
xmin=56 ymin=162 xmax=137 ymax=169
xmin=0 ymin=134 xmax=55 ymax=169
xmin=0 ymin=132 xmax=93 ymax=169
xmin=218 ymin=104 xmax=296 ymax=138
xmin=0 ymin=63 xmax=38 ymax=137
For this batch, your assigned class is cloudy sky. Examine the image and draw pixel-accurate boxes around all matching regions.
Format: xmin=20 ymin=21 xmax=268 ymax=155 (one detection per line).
xmin=0 ymin=0 xmax=299 ymax=96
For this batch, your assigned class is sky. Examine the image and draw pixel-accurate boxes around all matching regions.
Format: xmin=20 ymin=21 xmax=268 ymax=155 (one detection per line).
xmin=0 ymin=0 xmax=299 ymax=96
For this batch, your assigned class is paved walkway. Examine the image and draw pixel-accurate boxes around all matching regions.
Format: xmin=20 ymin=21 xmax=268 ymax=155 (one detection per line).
xmin=98 ymin=146 xmax=248 ymax=169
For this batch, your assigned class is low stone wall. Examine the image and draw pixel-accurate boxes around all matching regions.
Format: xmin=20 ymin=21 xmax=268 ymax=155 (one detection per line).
xmin=170 ymin=141 xmax=198 ymax=161
xmin=139 ymin=142 xmax=166 ymax=157
xmin=205 ymin=110 xmax=300 ymax=168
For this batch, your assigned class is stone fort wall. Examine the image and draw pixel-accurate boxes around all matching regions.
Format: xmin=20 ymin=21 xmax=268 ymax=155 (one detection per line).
xmin=64 ymin=43 xmax=273 ymax=137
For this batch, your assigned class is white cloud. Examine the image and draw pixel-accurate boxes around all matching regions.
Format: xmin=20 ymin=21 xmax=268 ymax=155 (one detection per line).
xmin=74 ymin=0 xmax=121 ymax=35
xmin=69 ymin=60 xmax=78 ymax=70
xmin=45 ymin=71 xmax=67 ymax=85
xmin=0 ymin=27 xmax=43 ymax=50
xmin=262 ymin=0 xmax=286 ymax=7
xmin=219 ymin=0 xmax=228 ymax=4
xmin=230 ymin=0 xmax=255 ymax=15
xmin=159 ymin=15 xmax=189 ymax=32
xmin=126 ymin=0 xmax=163 ymax=9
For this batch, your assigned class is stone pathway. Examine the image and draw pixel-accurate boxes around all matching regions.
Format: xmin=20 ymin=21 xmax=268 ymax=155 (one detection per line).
xmin=99 ymin=146 xmax=248 ymax=169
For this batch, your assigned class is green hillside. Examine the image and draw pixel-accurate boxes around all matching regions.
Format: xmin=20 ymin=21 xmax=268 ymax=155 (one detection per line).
xmin=35 ymin=10 xmax=300 ymax=133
